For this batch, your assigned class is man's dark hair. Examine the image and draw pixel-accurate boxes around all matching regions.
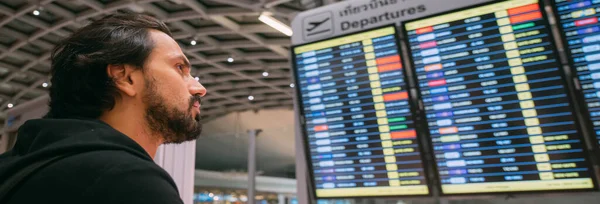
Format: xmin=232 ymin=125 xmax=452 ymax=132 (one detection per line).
xmin=46 ymin=12 xmax=172 ymax=119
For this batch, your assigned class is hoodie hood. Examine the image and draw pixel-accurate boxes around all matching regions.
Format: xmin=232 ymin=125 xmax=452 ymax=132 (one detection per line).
xmin=0 ymin=118 xmax=151 ymax=182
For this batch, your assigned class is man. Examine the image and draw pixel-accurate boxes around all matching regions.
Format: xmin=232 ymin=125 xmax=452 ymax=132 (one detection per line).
xmin=0 ymin=12 xmax=206 ymax=204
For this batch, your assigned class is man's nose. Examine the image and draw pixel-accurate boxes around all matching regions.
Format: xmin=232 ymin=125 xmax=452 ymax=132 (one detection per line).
xmin=189 ymin=78 xmax=207 ymax=97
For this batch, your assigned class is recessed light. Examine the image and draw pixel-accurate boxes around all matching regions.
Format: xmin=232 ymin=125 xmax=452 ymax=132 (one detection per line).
xmin=190 ymin=40 xmax=196 ymax=45
xmin=227 ymin=57 xmax=234 ymax=63
xmin=248 ymin=95 xmax=254 ymax=100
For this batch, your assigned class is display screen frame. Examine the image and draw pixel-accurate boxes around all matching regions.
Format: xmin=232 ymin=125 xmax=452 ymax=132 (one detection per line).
xmin=549 ymin=0 xmax=600 ymax=151
xmin=291 ymin=24 xmax=434 ymax=199
xmin=401 ymin=0 xmax=599 ymax=196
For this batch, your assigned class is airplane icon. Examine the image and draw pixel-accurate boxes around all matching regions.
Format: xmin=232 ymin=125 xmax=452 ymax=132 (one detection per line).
xmin=306 ymin=17 xmax=330 ymax=32
xmin=302 ymin=11 xmax=333 ymax=40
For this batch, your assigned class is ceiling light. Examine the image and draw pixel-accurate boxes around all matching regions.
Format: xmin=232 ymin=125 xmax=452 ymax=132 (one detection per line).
xmin=259 ymin=12 xmax=292 ymax=36
xmin=248 ymin=95 xmax=254 ymax=101
xmin=32 ymin=10 xmax=40 ymax=16
xmin=262 ymin=71 xmax=269 ymax=77
xmin=190 ymin=40 xmax=196 ymax=45
xmin=208 ymin=193 xmax=214 ymax=197
xmin=7 ymin=103 xmax=13 ymax=108
xmin=42 ymin=82 xmax=48 ymax=87
xmin=290 ymin=83 xmax=295 ymax=88
xmin=194 ymin=77 xmax=200 ymax=81
xmin=214 ymin=196 xmax=220 ymax=201
xmin=227 ymin=57 xmax=234 ymax=63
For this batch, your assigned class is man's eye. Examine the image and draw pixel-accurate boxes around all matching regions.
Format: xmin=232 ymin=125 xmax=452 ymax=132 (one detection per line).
xmin=177 ymin=64 xmax=184 ymax=70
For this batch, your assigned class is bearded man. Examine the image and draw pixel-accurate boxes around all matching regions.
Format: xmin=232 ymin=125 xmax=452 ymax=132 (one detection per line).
xmin=0 ymin=12 xmax=206 ymax=204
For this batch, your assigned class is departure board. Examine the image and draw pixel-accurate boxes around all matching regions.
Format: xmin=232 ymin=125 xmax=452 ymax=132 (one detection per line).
xmin=552 ymin=0 xmax=600 ymax=146
xmin=403 ymin=0 xmax=597 ymax=194
xmin=292 ymin=26 xmax=430 ymax=198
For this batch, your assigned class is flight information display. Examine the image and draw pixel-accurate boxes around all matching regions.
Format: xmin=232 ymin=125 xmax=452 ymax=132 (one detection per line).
xmin=552 ymin=0 xmax=600 ymax=146
xmin=403 ymin=0 xmax=597 ymax=194
xmin=292 ymin=26 xmax=430 ymax=198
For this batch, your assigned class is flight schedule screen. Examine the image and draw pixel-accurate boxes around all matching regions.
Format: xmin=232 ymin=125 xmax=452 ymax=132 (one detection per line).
xmin=553 ymin=0 xmax=600 ymax=146
xmin=293 ymin=26 xmax=430 ymax=198
xmin=404 ymin=0 xmax=596 ymax=194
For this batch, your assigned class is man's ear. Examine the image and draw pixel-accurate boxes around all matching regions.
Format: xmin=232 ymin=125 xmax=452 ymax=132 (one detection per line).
xmin=107 ymin=64 xmax=138 ymax=97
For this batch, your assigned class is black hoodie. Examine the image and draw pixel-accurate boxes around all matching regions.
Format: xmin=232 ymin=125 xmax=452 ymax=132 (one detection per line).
xmin=0 ymin=118 xmax=184 ymax=204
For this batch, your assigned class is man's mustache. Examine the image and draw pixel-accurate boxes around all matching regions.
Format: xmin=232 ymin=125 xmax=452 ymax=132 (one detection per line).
xmin=189 ymin=94 xmax=202 ymax=109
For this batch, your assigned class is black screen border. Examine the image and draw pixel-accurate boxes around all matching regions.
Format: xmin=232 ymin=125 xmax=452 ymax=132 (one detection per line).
xmin=291 ymin=24 xmax=433 ymax=199
xmin=401 ymin=0 xmax=600 ymax=196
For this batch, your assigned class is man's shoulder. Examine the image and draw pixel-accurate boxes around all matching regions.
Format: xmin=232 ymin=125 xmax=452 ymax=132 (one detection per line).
xmin=61 ymin=150 xmax=158 ymax=169
xmin=29 ymin=150 xmax=167 ymax=187
xmin=49 ymin=150 xmax=174 ymax=188
xmin=69 ymin=151 xmax=182 ymax=203
xmin=8 ymin=150 xmax=182 ymax=204
xmin=39 ymin=150 xmax=158 ymax=176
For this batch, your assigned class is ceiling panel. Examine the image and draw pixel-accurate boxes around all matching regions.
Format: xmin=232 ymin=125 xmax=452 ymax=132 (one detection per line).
xmin=0 ymin=0 xmax=322 ymax=125
xmin=0 ymin=0 xmax=28 ymax=9
xmin=53 ymin=1 xmax=90 ymax=13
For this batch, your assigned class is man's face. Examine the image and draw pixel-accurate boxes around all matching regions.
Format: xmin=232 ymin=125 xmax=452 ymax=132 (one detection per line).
xmin=141 ymin=30 xmax=207 ymax=144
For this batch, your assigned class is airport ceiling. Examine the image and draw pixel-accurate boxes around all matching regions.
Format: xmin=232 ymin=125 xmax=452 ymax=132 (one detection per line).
xmin=0 ymin=0 xmax=338 ymax=122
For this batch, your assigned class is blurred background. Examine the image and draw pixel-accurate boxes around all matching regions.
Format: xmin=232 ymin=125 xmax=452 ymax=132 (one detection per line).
xmin=2 ymin=0 xmax=600 ymax=204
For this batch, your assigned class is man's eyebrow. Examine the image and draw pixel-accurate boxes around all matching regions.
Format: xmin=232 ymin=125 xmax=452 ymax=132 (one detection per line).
xmin=172 ymin=55 xmax=191 ymax=68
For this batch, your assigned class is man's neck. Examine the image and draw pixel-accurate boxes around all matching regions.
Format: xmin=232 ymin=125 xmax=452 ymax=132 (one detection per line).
xmin=99 ymin=107 xmax=162 ymax=158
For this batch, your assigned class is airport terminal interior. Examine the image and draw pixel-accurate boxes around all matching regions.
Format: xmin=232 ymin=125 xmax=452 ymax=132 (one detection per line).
xmin=3 ymin=0 xmax=600 ymax=203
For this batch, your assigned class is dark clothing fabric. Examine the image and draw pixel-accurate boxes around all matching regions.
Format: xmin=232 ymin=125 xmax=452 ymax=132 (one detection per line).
xmin=0 ymin=118 xmax=183 ymax=204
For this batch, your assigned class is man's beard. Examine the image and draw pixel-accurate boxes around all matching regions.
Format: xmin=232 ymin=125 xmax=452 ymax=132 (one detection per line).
xmin=143 ymin=78 xmax=203 ymax=144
